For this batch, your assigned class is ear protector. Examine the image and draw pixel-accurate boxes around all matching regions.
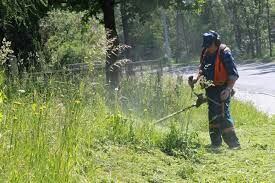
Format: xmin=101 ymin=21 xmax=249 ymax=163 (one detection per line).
xmin=209 ymin=30 xmax=221 ymax=46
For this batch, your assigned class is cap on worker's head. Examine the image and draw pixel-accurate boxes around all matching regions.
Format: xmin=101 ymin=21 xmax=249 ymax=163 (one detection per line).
xmin=202 ymin=32 xmax=216 ymax=48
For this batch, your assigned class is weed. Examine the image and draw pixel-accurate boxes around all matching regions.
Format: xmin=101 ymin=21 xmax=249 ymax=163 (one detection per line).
xmin=160 ymin=123 xmax=201 ymax=160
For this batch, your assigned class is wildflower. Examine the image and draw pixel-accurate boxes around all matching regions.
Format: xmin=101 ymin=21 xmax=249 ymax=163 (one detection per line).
xmin=18 ymin=90 xmax=26 ymax=93
xmin=32 ymin=104 xmax=37 ymax=112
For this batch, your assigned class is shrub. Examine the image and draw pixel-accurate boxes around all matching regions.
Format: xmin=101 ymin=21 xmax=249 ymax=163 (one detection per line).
xmin=40 ymin=10 xmax=106 ymax=69
xmin=160 ymin=123 xmax=201 ymax=160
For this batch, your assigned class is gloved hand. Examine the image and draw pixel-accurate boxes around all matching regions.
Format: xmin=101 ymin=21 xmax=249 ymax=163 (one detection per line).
xmin=220 ymin=87 xmax=231 ymax=101
xmin=195 ymin=94 xmax=207 ymax=107
xmin=188 ymin=76 xmax=197 ymax=89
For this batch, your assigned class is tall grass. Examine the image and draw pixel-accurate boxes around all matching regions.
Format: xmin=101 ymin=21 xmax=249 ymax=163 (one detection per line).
xmin=0 ymin=72 xmax=204 ymax=182
xmin=2 ymin=70 xmax=271 ymax=182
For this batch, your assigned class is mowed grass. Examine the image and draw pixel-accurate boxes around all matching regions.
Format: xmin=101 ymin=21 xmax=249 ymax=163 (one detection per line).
xmin=0 ymin=74 xmax=273 ymax=182
xmin=91 ymin=100 xmax=274 ymax=182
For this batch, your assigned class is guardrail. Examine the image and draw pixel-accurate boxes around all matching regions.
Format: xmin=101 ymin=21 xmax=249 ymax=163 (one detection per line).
xmin=25 ymin=58 xmax=166 ymax=79
xmin=64 ymin=58 xmax=165 ymax=74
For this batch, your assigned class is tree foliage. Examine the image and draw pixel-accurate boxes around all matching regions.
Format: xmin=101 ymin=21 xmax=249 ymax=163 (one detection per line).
xmin=116 ymin=0 xmax=274 ymax=61
xmin=0 ymin=0 xmax=49 ymax=72
xmin=0 ymin=0 xmax=273 ymax=78
xmin=40 ymin=10 xmax=106 ymax=69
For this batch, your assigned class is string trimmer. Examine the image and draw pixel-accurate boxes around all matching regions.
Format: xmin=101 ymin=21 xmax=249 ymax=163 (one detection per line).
xmin=154 ymin=91 xmax=207 ymax=125
xmin=154 ymin=75 xmax=232 ymax=125
xmin=154 ymin=74 xmax=237 ymax=125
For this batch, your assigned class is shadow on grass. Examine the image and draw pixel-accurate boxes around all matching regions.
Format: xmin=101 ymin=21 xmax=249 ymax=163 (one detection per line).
xmin=204 ymin=145 xmax=224 ymax=154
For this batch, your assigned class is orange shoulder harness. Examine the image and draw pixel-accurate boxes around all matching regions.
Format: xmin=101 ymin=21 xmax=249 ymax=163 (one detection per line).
xmin=200 ymin=44 xmax=228 ymax=86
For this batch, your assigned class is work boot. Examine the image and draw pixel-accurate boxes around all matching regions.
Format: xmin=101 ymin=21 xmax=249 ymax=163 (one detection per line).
xmin=222 ymin=130 xmax=240 ymax=149
xmin=209 ymin=127 xmax=222 ymax=147
xmin=229 ymin=146 xmax=241 ymax=150
xmin=205 ymin=144 xmax=221 ymax=149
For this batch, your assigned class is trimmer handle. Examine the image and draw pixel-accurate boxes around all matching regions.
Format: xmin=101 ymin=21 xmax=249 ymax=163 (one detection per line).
xmin=188 ymin=76 xmax=194 ymax=89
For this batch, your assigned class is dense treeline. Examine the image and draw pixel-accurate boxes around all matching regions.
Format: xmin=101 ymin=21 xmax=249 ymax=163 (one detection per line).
xmin=0 ymin=0 xmax=203 ymax=85
xmin=0 ymin=0 xmax=274 ymax=85
xmin=116 ymin=0 xmax=275 ymax=62
xmin=0 ymin=0 xmax=48 ymax=73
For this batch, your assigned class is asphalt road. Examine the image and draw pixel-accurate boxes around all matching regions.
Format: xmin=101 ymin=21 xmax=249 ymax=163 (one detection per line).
xmin=234 ymin=63 xmax=275 ymax=116
xmin=169 ymin=63 xmax=275 ymax=116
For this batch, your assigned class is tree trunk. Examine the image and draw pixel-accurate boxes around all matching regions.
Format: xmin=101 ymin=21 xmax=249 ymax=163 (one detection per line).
xmin=266 ymin=0 xmax=273 ymax=57
xmin=254 ymin=19 xmax=261 ymax=57
xmin=254 ymin=0 xmax=263 ymax=57
xmin=175 ymin=10 xmax=184 ymax=63
xmin=0 ymin=27 xmax=3 ymax=43
xmin=0 ymin=18 xmax=3 ymax=42
xmin=231 ymin=1 xmax=242 ymax=51
xmin=102 ymin=0 xmax=120 ymax=88
xmin=161 ymin=9 xmax=171 ymax=59
xmin=223 ymin=1 xmax=243 ymax=52
xmin=120 ymin=0 xmax=134 ymax=76
xmin=0 ymin=2 xmax=5 ymax=42
xmin=243 ymin=3 xmax=255 ymax=57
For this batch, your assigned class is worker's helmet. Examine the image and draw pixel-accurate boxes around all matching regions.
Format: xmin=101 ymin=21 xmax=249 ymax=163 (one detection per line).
xmin=202 ymin=30 xmax=221 ymax=48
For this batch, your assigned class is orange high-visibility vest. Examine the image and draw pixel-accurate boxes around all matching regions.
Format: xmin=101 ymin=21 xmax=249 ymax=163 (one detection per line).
xmin=200 ymin=44 xmax=228 ymax=86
